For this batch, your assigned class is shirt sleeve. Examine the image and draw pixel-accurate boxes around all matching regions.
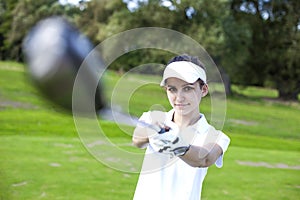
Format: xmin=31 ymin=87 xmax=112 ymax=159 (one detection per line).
xmin=138 ymin=111 xmax=151 ymax=123
xmin=137 ymin=111 xmax=170 ymax=126
xmin=215 ymin=131 xmax=230 ymax=168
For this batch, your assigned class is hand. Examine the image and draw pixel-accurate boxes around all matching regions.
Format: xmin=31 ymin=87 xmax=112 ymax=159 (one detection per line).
xmin=149 ymin=121 xmax=190 ymax=157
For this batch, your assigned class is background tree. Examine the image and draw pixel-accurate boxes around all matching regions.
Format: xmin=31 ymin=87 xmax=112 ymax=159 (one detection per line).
xmin=78 ymin=0 xmax=230 ymax=78
xmin=75 ymin=0 xmax=129 ymax=44
xmin=0 ymin=0 xmax=81 ymax=61
xmin=1 ymin=0 xmax=298 ymax=100
xmin=0 ymin=0 xmax=18 ymax=60
xmin=222 ymin=0 xmax=300 ymax=100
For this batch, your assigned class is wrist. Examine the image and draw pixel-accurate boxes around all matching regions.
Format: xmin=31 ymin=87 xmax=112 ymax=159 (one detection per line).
xmin=174 ymin=145 xmax=191 ymax=157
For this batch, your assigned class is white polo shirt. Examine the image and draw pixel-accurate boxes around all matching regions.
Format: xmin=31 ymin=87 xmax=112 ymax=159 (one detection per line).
xmin=133 ymin=110 xmax=230 ymax=200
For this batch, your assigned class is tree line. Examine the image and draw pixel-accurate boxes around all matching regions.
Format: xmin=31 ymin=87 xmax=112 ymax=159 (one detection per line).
xmin=0 ymin=0 xmax=299 ymax=100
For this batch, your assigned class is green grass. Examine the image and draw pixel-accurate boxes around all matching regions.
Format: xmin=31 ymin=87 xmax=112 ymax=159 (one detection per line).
xmin=0 ymin=61 xmax=299 ymax=199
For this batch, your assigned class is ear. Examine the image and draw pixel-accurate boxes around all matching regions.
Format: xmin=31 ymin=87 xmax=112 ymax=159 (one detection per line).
xmin=201 ymin=84 xmax=209 ymax=97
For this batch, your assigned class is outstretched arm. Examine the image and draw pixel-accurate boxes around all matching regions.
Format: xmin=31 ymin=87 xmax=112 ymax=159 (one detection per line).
xmin=179 ymin=143 xmax=223 ymax=168
xmin=132 ymin=126 xmax=151 ymax=149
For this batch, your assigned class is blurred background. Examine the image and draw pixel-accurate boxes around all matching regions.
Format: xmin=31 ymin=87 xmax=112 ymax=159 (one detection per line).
xmin=0 ymin=0 xmax=299 ymax=199
xmin=1 ymin=0 xmax=299 ymax=100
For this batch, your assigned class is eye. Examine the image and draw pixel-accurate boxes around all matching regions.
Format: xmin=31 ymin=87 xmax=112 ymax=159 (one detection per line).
xmin=183 ymin=86 xmax=194 ymax=92
xmin=167 ymin=87 xmax=177 ymax=93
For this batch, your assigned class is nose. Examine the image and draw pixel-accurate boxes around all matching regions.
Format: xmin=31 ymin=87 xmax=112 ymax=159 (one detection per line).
xmin=175 ymin=90 xmax=185 ymax=102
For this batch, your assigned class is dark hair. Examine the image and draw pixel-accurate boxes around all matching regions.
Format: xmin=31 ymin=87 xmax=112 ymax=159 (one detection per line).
xmin=167 ymin=54 xmax=206 ymax=88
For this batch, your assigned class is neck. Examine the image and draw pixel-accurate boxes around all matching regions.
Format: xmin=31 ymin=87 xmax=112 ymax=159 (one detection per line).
xmin=173 ymin=110 xmax=200 ymax=128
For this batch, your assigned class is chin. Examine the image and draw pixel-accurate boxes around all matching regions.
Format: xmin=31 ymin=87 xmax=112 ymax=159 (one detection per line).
xmin=174 ymin=108 xmax=189 ymax=115
xmin=174 ymin=105 xmax=198 ymax=116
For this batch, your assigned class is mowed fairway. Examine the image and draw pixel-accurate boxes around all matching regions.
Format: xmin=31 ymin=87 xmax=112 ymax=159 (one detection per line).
xmin=0 ymin=62 xmax=299 ymax=200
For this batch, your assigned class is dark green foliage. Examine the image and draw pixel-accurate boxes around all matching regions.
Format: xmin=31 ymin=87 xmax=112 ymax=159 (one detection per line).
xmin=0 ymin=0 xmax=299 ymax=100
xmin=223 ymin=0 xmax=300 ymax=100
xmin=0 ymin=0 xmax=81 ymax=61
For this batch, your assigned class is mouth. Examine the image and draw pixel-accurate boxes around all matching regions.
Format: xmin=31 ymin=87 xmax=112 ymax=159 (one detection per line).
xmin=174 ymin=103 xmax=189 ymax=109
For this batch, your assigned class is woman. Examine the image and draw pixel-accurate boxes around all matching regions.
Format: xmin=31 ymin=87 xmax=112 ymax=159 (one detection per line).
xmin=132 ymin=54 xmax=230 ymax=200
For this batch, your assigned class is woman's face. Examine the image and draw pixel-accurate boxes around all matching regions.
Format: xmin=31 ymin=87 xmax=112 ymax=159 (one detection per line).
xmin=165 ymin=77 xmax=208 ymax=116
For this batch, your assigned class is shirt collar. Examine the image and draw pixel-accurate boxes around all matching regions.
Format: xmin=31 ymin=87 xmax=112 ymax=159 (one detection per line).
xmin=167 ymin=109 xmax=210 ymax=133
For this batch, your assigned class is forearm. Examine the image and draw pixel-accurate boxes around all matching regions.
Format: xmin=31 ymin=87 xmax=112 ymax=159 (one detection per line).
xmin=180 ymin=143 xmax=222 ymax=168
xmin=132 ymin=135 xmax=149 ymax=149
xmin=132 ymin=126 xmax=154 ymax=149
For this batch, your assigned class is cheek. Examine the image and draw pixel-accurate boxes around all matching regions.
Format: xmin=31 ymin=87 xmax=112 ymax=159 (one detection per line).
xmin=166 ymin=92 xmax=175 ymax=104
xmin=189 ymin=90 xmax=202 ymax=103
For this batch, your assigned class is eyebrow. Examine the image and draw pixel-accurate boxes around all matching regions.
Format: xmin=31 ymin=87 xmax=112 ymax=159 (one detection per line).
xmin=182 ymin=83 xmax=195 ymax=87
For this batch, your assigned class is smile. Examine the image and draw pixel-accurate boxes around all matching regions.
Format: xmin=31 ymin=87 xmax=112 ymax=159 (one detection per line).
xmin=174 ymin=103 xmax=189 ymax=108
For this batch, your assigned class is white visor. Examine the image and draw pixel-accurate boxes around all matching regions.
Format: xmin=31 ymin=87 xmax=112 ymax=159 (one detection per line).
xmin=160 ymin=61 xmax=207 ymax=86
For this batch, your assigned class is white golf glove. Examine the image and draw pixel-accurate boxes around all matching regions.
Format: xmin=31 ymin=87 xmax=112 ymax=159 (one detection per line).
xmin=149 ymin=121 xmax=190 ymax=157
